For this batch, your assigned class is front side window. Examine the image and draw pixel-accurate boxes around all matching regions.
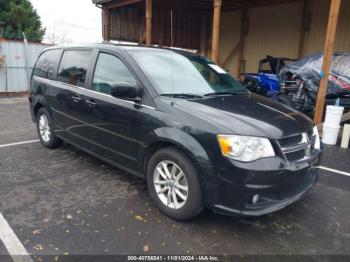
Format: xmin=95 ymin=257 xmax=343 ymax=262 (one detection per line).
xmin=57 ymin=50 xmax=92 ymax=87
xmin=92 ymin=53 xmax=137 ymax=95
xmin=33 ymin=49 xmax=61 ymax=80
xmin=129 ymin=50 xmax=247 ymax=96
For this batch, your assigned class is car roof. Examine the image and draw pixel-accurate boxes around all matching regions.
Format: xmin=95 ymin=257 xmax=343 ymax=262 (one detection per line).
xmin=44 ymin=42 xmax=198 ymax=57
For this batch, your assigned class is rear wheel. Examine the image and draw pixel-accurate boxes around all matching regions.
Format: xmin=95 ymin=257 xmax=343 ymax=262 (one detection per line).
xmin=36 ymin=108 xmax=62 ymax=149
xmin=147 ymin=147 xmax=204 ymax=221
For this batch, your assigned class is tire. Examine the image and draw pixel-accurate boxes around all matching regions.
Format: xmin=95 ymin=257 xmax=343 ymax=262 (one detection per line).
xmin=36 ymin=108 xmax=62 ymax=149
xmin=147 ymin=147 xmax=204 ymax=221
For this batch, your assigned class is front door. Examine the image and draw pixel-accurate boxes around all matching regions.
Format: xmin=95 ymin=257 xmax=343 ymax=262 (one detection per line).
xmin=81 ymin=52 xmax=143 ymax=171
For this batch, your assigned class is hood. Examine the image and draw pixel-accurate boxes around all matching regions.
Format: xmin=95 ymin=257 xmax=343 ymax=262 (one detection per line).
xmin=168 ymin=94 xmax=313 ymax=139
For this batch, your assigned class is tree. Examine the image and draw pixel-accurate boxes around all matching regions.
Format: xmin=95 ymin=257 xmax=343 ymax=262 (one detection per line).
xmin=0 ymin=0 xmax=45 ymax=42
xmin=46 ymin=21 xmax=71 ymax=45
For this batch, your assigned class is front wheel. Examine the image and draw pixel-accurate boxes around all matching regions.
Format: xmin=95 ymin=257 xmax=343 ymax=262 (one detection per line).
xmin=147 ymin=147 xmax=204 ymax=221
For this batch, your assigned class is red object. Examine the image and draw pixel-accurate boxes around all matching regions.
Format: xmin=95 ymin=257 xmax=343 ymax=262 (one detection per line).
xmin=330 ymin=75 xmax=350 ymax=91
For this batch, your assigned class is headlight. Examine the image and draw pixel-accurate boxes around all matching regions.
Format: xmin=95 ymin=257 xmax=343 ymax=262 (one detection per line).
xmin=313 ymin=126 xmax=321 ymax=150
xmin=217 ymin=135 xmax=275 ymax=162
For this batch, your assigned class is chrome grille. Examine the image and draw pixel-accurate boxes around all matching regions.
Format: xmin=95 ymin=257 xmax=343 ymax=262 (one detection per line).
xmin=278 ymin=130 xmax=315 ymax=162
xmin=278 ymin=134 xmax=303 ymax=148
xmin=285 ymin=149 xmax=307 ymax=162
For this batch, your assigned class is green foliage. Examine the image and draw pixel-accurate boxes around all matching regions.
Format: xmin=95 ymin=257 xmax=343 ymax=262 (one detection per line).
xmin=0 ymin=0 xmax=45 ymax=42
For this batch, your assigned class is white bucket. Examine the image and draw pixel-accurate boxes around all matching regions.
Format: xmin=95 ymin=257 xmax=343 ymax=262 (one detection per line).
xmin=322 ymin=124 xmax=340 ymax=146
xmin=324 ymin=106 xmax=344 ymax=126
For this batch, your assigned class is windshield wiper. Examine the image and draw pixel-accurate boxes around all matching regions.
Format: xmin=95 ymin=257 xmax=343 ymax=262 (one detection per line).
xmin=203 ymin=91 xmax=246 ymax=97
xmin=161 ymin=93 xmax=204 ymax=99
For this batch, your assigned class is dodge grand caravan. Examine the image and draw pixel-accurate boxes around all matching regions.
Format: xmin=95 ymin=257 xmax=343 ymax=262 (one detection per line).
xmin=29 ymin=44 xmax=322 ymax=221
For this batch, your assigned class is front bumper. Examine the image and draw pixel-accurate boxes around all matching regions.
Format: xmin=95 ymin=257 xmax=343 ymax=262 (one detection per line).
xmin=206 ymin=152 xmax=321 ymax=217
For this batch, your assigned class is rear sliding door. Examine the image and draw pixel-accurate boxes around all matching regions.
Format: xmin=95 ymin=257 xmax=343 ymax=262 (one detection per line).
xmin=50 ymin=49 xmax=93 ymax=145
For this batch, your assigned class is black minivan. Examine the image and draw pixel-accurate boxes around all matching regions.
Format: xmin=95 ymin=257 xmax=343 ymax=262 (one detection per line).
xmin=29 ymin=44 xmax=322 ymax=220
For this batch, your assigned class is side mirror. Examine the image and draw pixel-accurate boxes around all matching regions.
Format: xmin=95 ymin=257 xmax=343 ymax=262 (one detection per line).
xmin=110 ymin=82 xmax=143 ymax=103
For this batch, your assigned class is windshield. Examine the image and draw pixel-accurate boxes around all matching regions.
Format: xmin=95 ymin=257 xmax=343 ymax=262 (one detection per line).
xmin=129 ymin=50 xmax=247 ymax=96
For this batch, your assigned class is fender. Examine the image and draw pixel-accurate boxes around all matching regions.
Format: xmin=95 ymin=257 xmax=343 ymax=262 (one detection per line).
xmin=139 ymin=127 xmax=217 ymax=190
xmin=30 ymin=92 xmax=52 ymax=123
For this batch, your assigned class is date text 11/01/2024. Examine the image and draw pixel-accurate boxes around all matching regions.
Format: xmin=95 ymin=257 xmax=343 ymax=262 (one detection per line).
xmin=127 ymin=256 xmax=220 ymax=261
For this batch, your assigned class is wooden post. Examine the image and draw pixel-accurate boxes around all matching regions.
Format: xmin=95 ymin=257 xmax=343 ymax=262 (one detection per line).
xmin=145 ymin=0 xmax=153 ymax=46
xmin=211 ymin=0 xmax=222 ymax=63
xmin=237 ymin=8 xmax=248 ymax=78
xmin=222 ymin=41 xmax=241 ymax=69
xmin=103 ymin=6 xmax=110 ymax=41
xmin=314 ymin=0 xmax=342 ymax=124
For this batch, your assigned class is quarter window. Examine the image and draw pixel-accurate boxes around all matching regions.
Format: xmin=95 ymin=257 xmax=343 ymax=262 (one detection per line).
xmin=33 ymin=49 xmax=61 ymax=80
xmin=57 ymin=50 xmax=92 ymax=87
xmin=92 ymin=53 xmax=137 ymax=95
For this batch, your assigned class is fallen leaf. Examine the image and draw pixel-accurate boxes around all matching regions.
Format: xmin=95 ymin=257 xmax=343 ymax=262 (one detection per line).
xmin=135 ymin=215 xmax=144 ymax=222
xmin=32 ymin=229 xmax=41 ymax=235
xmin=33 ymin=244 xmax=43 ymax=251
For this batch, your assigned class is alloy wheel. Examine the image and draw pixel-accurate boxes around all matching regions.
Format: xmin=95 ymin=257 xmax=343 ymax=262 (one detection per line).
xmin=153 ymin=160 xmax=189 ymax=210
xmin=39 ymin=115 xmax=51 ymax=143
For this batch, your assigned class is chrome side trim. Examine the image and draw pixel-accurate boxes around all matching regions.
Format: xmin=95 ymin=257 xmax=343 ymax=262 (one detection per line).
xmin=33 ymin=76 xmax=156 ymax=110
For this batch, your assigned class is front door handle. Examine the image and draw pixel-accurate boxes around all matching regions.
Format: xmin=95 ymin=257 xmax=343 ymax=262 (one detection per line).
xmin=86 ymin=99 xmax=96 ymax=108
xmin=72 ymin=94 xmax=82 ymax=103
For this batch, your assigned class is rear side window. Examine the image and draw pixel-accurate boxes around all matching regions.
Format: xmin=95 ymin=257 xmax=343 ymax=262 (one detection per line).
xmin=57 ymin=50 xmax=92 ymax=87
xmin=92 ymin=53 xmax=137 ymax=95
xmin=33 ymin=49 xmax=61 ymax=80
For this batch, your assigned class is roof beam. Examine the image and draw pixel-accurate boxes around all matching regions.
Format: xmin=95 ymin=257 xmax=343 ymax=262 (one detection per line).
xmin=106 ymin=0 xmax=143 ymax=9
